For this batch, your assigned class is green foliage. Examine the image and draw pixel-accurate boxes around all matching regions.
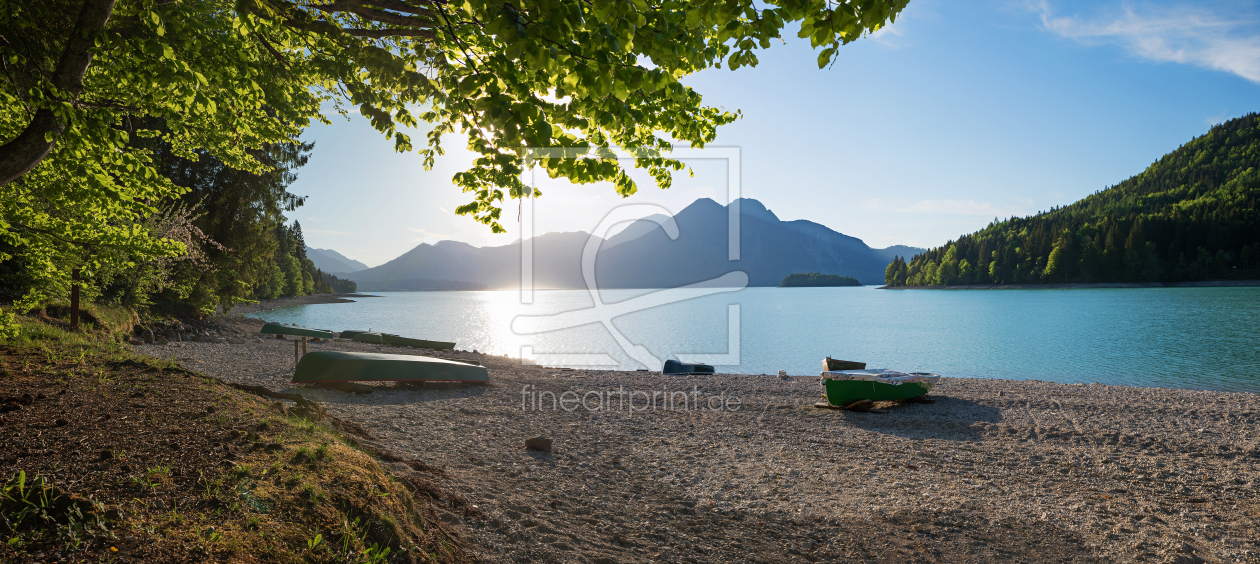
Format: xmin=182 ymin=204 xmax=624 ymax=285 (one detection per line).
xmin=0 ymin=0 xmax=316 ymax=305
xmin=231 ymin=0 xmax=910 ymax=232
xmin=0 ymin=308 xmax=21 ymax=342
xmin=306 ymin=533 xmax=324 ymax=553
xmin=3 ymin=0 xmax=903 ymax=312
xmin=1 ymin=470 xmax=106 ymax=548
xmin=149 ymin=139 xmax=313 ymax=310
xmin=886 ymin=113 xmax=1260 ymax=286
xmin=780 ymin=272 xmax=861 ymax=287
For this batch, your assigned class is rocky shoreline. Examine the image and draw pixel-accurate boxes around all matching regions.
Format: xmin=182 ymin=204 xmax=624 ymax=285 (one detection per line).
xmin=134 ymin=331 xmax=1260 ymax=563
xmin=125 ymin=294 xmax=378 ymax=345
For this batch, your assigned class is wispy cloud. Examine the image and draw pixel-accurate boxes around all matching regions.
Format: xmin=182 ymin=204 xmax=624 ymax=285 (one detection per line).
xmin=869 ymin=21 xmax=909 ymax=49
xmin=863 ymin=198 xmax=1026 ymax=217
xmin=1205 ymin=108 xmax=1233 ymax=125
xmin=404 ymin=227 xmax=452 ymax=244
xmin=1032 ymin=1 xmax=1260 ymax=84
xmin=305 ymin=229 xmax=352 ymax=236
xmin=404 ymin=227 xmax=447 ymax=237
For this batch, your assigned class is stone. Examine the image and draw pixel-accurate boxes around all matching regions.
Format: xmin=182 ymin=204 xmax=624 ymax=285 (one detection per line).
xmin=142 ymin=329 xmax=154 ymax=343
xmin=526 ymin=437 xmax=553 ymax=452
xmin=228 ymin=337 xmax=246 ymax=344
xmin=127 ymin=338 xmax=145 ymax=346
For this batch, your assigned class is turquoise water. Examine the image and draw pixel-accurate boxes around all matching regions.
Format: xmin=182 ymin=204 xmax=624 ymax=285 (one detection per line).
xmin=248 ymin=286 xmax=1260 ymax=393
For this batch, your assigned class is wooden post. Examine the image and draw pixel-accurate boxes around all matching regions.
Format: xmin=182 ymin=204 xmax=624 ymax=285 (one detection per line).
xmin=302 ymin=337 xmax=308 ymax=356
xmin=294 ymin=339 xmax=299 ymax=368
xmin=69 ymin=268 xmax=81 ymax=331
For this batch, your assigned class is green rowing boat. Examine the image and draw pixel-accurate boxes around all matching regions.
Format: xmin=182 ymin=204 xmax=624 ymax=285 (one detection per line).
xmin=292 ymin=351 xmax=489 ymax=383
xmin=351 ymin=332 xmax=384 ymax=344
xmin=381 ymin=333 xmax=456 ymax=350
xmin=820 ymin=370 xmax=940 ymax=407
xmin=260 ymin=323 xmax=335 ymax=339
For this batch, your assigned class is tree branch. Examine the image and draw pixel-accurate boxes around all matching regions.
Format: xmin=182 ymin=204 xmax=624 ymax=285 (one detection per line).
xmin=253 ymin=32 xmax=292 ymax=68
xmin=344 ymin=27 xmax=437 ymax=39
xmin=255 ymin=0 xmax=439 ymax=39
xmin=0 ymin=0 xmax=117 ymax=186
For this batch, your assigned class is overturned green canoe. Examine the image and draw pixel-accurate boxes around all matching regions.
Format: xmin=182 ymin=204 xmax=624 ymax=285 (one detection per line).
xmin=351 ymin=332 xmax=384 ymax=344
xmin=338 ymin=330 xmax=369 ymax=340
xmin=381 ymin=333 xmax=456 ymax=350
xmin=293 ymin=351 xmax=489 ymax=383
xmin=820 ymin=370 xmax=940 ymax=407
xmin=260 ymin=322 xmax=335 ymax=339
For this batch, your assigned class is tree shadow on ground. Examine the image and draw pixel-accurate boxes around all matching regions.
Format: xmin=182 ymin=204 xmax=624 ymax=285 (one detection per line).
xmin=833 ymin=394 xmax=1004 ymax=442
xmin=292 ymin=382 xmax=494 ymax=406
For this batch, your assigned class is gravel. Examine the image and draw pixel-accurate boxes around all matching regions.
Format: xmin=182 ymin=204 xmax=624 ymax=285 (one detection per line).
xmin=138 ymin=322 xmax=1260 ymax=563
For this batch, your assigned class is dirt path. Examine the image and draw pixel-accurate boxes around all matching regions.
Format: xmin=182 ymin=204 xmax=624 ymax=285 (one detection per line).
xmin=139 ymin=336 xmax=1260 ymax=563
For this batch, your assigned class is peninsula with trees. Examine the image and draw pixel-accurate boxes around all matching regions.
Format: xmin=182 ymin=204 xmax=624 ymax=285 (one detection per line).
xmin=780 ymin=273 xmax=862 ymax=287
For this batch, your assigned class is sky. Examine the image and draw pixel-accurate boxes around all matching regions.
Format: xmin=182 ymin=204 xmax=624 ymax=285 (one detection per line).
xmin=288 ymin=0 xmax=1260 ymax=267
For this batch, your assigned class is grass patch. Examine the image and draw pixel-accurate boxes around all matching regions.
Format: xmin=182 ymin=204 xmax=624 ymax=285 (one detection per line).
xmin=0 ymin=314 xmax=472 ymax=563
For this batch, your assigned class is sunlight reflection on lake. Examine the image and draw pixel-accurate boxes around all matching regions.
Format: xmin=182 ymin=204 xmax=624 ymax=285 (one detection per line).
xmin=248 ymin=286 xmax=1260 ymax=393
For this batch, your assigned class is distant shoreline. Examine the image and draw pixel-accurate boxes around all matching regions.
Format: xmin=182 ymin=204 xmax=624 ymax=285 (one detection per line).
xmin=223 ymin=293 xmax=381 ymax=315
xmin=879 ymin=280 xmax=1260 ymax=290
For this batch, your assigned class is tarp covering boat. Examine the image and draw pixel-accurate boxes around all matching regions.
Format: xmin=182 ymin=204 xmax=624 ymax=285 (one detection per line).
xmin=259 ymin=322 xmax=336 ymax=339
xmin=820 ymin=369 xmax=940 ymax=406
xmin=663 ymin=359 xmax=715 ymax=374
xmin=380 ymin=333 xmax=456 ymax=350
xmin=822 ymin=357 xmax=866 ymax=371
xmin=292 ymin=351 xmax=490 ymax=383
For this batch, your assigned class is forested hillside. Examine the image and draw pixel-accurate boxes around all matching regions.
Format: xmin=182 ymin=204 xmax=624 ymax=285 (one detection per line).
xmin=0 ymin=137 xmax=353 ymax=316
xmin=153 ymin=138 xmax=356 ymax=306
xmin=886 ymin=113 xmax=1260 ymax=286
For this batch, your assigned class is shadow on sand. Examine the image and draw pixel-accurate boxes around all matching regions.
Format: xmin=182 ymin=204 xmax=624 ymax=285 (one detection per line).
xmin=832 ymin=394 xmax=1003 ymax=441
xmin=290 ymin=382 xmax=495 ymax=406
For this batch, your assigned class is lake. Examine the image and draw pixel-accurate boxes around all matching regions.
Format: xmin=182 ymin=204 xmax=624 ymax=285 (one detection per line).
xmin=247 ymin=286 xmax=1260 ymax=393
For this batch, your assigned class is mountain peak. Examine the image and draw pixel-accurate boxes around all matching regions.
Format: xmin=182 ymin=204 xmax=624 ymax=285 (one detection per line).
xmin=306 ymin=246 xmax=369 ymax=273
xmin=676 ymin=197 xmax=779 ymax=223
xmin=731 ymin=197 xmax=779 ymax=222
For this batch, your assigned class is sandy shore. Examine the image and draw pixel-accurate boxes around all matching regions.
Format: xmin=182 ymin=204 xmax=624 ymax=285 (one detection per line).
xmin=137 ymin=326 xmax=1260 ymax=563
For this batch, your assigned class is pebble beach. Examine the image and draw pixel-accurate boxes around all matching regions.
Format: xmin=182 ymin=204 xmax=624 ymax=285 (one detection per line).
xmin=137 ymin=318 xmax=1260 ymax=564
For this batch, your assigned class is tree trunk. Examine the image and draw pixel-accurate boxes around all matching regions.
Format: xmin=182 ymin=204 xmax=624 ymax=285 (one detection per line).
xmin=0 ymin=0 xmax=118 ymax=186
xmin=70 ymin=268 xmax=81 ymax=330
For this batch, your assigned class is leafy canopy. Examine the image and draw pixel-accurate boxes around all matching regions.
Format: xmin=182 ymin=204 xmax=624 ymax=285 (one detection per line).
xmin=236 ymin=0 xmax=909 ymax=231
xmin=0 ymin=0 xmax=907 ymax=303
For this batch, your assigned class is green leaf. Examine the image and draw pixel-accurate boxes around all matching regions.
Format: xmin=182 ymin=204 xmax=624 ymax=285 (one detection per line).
xmin=816 ymin=47 xmax=835 ymax=69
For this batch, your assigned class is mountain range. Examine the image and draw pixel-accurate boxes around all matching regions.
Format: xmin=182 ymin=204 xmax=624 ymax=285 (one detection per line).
xmin=342 ymin=198 xmax=922 ymax=291
xmin=306 ymin=247 xmax=370 ymax=275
